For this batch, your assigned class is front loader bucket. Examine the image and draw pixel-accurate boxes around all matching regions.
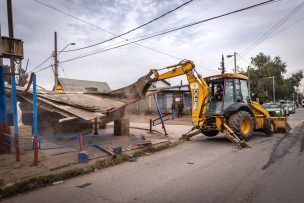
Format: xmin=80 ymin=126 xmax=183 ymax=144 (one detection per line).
xmin=272 ymin=117 xmax=291 ymax=133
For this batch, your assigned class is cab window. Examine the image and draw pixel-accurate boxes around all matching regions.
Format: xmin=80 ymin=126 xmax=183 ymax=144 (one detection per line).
xmin=240 ymin=80 xmax=250 ymax=104
xmin=235 ymin=79 xmax=242 ymax=102
xmin=224 ymin=79 xmax=235 ymax=110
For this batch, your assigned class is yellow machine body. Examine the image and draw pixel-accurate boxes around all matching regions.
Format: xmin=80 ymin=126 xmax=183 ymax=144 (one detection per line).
xmin=145 ymin=60 xmax=290 ymax=147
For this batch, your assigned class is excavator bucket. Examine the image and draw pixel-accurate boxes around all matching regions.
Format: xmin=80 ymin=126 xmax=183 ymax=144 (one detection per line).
xmin=272 ymin=117 xmax=291 ymax=133
xmin=107 ymin=75 xmax=152 ymax=100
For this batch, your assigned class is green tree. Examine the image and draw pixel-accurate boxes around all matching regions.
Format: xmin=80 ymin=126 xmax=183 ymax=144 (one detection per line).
xmin=242 ymin=53 xmax=302 ymax=102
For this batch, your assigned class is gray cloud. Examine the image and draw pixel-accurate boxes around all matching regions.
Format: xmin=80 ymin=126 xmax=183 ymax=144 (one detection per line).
xmin=0 ymin=0 xmax=303 ymax=90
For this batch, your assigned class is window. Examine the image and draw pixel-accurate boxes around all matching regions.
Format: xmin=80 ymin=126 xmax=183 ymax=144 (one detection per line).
xmin=224 ymin=79 xmax=235 ymax=110
xmin=206 ymin=82 xmax=224 ymax=115
xmin=240 ymin=80 xmax=249 ymax=104
xmin=235 ymin=79 xmax=242 ymax=102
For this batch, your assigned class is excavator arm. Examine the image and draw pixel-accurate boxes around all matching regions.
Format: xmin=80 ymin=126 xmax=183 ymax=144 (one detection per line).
xmin=148 ymin=60 xmax=209 ymax=128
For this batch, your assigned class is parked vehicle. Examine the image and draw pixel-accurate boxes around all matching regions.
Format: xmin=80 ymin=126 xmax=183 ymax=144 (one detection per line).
xmin=286 ymin=102 xmax=296 ymax=113
xmin=279 ymin=100 xmax=295 ymax=114
xmin=262 ymin=103 xmax=285 ymax=117
xmin=302 ymin=99 xmax=304 ymax=107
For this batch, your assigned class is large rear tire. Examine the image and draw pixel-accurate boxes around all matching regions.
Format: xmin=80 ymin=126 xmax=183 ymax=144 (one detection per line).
xmin=228 ymin=111 xmax=254 ymax=141
xmin=263 ymin=118 xmax=274 ymax=136
xmin=202 ymin=130 xmax=219 ymax=137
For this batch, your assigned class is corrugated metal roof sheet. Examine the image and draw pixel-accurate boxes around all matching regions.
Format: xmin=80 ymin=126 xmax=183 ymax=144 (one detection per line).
xmin=5 ymin=75 xmax=154 ymax=123
xmin=58 ymin=78 xmax=111 ymax=93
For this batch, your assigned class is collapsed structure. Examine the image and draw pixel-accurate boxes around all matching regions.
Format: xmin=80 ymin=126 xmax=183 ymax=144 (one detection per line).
xmin=5 ymin=75 xmax=153 ymax=129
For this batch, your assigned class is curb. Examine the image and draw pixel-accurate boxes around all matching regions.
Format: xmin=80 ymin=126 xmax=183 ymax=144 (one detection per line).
xmin=0 ymin=140 xmax=182 ymax=199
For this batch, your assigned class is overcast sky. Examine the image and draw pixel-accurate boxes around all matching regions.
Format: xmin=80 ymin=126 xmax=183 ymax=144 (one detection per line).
xmin=0 ymin=0 xmax=303 ymax=91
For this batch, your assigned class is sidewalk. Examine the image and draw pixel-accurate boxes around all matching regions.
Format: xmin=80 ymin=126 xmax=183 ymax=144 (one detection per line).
xmin=0 ymin=120 xmax=192 ymax=190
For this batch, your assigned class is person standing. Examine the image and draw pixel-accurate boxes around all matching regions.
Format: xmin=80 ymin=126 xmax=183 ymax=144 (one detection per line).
xmin=177 ymin=100 xmax=184 ymax=118
xmin=171 ymin=100 xmax=177 ymax=119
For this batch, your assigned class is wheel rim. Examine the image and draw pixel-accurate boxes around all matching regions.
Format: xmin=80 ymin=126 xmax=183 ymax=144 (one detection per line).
xmin=241 ymin=118 xmax=251 ymax=135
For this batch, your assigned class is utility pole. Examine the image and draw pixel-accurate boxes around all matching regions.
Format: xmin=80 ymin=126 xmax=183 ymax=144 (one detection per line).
xmin=233 ymin=52 xmax=237 ymax=73
xmin=219 ymin=54 xmax=225 ymax=74
xmin=54 ymin=31 xmax=58 ymax=89
xmin=7 ymin=0 xmax=15 ymax=74
xmin=227 ymin=52 xmax=237 ymax=73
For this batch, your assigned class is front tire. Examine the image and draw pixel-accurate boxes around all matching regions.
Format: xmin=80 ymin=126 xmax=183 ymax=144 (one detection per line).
xmin=263 ymin=118 xmax=274 ymax=136
xmin=228 ymin=111 xmax=254 ymax=141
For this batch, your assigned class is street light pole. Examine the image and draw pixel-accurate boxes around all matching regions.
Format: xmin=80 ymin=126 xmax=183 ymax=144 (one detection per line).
xmin=272 ymin=76 xmax=275 ymax=102
xmin=233 ymin=52 xmax=237 ymax=73
xmin=53 ymin=31 xmax=75 ymax=89
xmin=227 ymin=52 xmax=237 ymax=73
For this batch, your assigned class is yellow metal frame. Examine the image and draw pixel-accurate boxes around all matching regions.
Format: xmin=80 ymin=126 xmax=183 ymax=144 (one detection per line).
xmin=150 ymin=61 xmax=209 ymax=128
xmin=204 ymin=73 xmax=248 ymax=81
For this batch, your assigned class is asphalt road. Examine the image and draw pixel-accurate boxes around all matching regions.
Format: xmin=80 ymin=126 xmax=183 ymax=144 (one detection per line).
xmin=3 ymin=108 xmax=304 ymax=203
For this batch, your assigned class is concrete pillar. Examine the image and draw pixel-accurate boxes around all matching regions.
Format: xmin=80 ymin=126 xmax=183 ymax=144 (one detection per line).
xmin=114 ymin=118 xmax=129 ymax=136
xmin=9 ymin=125 xmax=32 ymax=153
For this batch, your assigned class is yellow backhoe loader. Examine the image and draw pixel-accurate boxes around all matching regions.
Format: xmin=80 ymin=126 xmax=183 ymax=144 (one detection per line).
xmin=132 ymin=60 xmax=290 ymax=148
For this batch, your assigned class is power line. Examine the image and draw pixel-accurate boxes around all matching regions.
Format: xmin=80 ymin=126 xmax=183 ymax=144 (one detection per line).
xmin=237 ymin=54 xmax=251 ymax=64
xmin=269 ymin=15 xmax=304 ymax=38
xmin=34 ymin=0 xmax=279 ymax=74
xmin=35 ymin=64 xmax=53 ymax=73
xmin=32 ymin=0 xmax=192 ymax=61
xmin=28 ymin=54 xmax=52 ymax=72
xmin=241 ymin=0 xmax=304 ymax=57
xmin=61 ymin=0 xmax=277 ymax=53
xmin=56 ymin=0 xmax=279 ymax=65
xmin=226 ymin=0 xmax=304 ymax=67
xmin=62 ymin=0 xmax=194 ymax=52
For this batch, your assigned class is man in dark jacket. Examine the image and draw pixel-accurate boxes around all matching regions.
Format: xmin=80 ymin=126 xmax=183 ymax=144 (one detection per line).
xmin=177 ymin=100 xmax=184 ymax=118
xmin=171 ymin=100 xmax=177 ymax=119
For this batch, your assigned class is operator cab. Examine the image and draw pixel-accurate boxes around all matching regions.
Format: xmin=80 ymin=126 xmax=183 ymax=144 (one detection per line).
xmin=205 ymin=73 xmax=250 ymax=115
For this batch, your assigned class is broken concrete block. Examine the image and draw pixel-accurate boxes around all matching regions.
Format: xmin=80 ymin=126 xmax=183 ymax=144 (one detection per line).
xmin=8 ymin=125 xmax=33 ymax=153
xmin=9 ymin=125 xmax=32 ymax=137
xmin=114 ymin=119 xmax=129 ymax=136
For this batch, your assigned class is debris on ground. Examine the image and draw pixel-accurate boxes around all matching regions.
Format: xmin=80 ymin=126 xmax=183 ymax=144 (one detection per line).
xmin=129 ymin=157 xmax=138 ymax=162
xmin=137 ymin=140 xmax=152 ymax=146
xmin=76 ymin=183 xmax=92 ymax=188
xmin=52 ymin=181 xmax=64 ymax=185
xmin=78 ymin=151 xmax=89 ymax=163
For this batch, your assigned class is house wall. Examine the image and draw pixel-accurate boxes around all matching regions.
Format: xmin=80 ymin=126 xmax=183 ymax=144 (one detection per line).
xmin=126 ymin=91 xmax=192 ymax=115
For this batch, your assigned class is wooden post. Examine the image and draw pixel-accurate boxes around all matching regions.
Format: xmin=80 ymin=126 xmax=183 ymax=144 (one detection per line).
xmin=79 ymin=134 xmax=84 ymax=151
